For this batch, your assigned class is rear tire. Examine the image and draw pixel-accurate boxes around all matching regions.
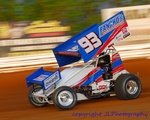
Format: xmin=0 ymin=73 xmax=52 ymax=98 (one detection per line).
xmin=28 ymin=85 xmax=47 ymax=107
xmin=52 ymin=86 xmax=77 ymax=110
xmin=114 ymin=74 xmax=142 ymax=100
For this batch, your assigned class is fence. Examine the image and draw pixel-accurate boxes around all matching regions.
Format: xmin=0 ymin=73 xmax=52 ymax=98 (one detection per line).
xmin=0 ymin=35 xmax=150 ymax=73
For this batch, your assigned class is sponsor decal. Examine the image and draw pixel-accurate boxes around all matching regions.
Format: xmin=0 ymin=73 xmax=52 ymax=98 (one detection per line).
xmin=99 ymin=85 xmax=107 ymax=90
xmin=122 ymin=27 xmax=130 ymax=38
xmin=99 ymin=14 xmax=124 ymax=37
xmin=116 ymin=34 xmax=123 ymax=41
xmin=67 ymin=45 xmax=79 ymax=52
xmin=122 ymin=27 xmax=127 ymax=34
xmin=34 ymin=74 xmax=49 ymax=81
xmin=44 ymin=71 xmax=60 ymax=89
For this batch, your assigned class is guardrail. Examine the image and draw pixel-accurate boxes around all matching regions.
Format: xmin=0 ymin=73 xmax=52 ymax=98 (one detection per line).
xmin=0 ymin=35 xmax=150 ymax=73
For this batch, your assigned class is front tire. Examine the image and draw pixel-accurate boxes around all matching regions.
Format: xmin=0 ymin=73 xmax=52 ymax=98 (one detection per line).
xmin=52 ymin=86 xmax=77 ymax=110
xmin=114 ymin=74 xmax=142 ymax=100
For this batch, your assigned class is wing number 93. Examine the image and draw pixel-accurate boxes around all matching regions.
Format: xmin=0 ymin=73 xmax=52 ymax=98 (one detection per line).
xmin=78 ymin=32 xmax=102 ymax=54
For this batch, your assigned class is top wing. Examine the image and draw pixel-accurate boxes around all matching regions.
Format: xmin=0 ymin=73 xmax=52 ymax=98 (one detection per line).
xmin=53 ymin=11 xmax=130 ymax=67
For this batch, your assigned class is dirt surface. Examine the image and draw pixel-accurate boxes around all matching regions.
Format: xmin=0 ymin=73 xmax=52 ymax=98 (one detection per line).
xmin=0 ymin=58 xmax=149 ymax=120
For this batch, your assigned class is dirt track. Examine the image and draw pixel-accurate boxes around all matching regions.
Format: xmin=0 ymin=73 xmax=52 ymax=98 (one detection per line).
xmin=0 ymin=58 xmax=149 ymax=120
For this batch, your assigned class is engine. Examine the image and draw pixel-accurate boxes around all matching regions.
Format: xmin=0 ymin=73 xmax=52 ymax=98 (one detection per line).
xmin=73 ymin=85 xmax=92 ymax=98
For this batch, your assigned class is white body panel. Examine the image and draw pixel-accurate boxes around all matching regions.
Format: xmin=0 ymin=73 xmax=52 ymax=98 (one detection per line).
xmin=113 ymin=69 xmax=129 ymax=80
xmin=57 ymin=65 xmax=95 ymax=88
xmin=76 ymin=93 xmax=88 ymax=101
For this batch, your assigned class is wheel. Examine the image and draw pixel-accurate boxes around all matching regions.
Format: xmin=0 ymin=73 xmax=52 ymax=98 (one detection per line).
xmin=114 ymin=74 xmax=142 ymax=100
xmin=52 ymin=86 xmax=77 ymax=110
xmin=28 ymin=85 xmax=47 ymax=107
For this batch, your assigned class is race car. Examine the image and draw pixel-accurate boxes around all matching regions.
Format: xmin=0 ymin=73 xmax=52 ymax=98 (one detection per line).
xmin=26 ymin=11 xmax=142 ymax=110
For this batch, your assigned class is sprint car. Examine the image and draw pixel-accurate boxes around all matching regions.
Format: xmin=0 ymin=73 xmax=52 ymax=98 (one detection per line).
xmin=26 ymin=11 xmax=142 ymax=110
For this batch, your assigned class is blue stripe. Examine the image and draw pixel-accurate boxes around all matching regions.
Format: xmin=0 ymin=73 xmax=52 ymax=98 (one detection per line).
xmin=81 ymin=69 xmax=102 ymax=86
xmin=112 ymin=59 xmax=123 ymax=69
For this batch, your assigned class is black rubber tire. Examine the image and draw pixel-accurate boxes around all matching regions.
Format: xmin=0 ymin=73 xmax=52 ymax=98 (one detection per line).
xmin=114 ymin=74 xmax=142 ymax=100
xmin=28 ymin=85 xmax=47 ymax=107
xmin=52 ymin=86 xmax=77 ymax=110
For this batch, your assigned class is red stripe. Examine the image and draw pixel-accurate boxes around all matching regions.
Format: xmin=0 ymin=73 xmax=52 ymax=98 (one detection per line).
xmin=89 ymin=68 xmax=98 ymax=76
xmin=113 ymin=64 xmax=124 ymax=74
xmin=72 ymin=75 xmax=89 ymax=88
xmin=95 ymin=75 xmax=103 ymax=82
xmin=56 ymin=51 xmax=79 ymax=56
xmin=72 ymin=68 xmax=98 ymax=87
xmin=112 ymin=52 xmax=121 ymax=62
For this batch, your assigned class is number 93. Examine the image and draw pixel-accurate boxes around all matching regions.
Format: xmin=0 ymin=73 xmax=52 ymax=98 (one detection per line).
xmin=78 ymin=32 xmax=102 ymax=54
